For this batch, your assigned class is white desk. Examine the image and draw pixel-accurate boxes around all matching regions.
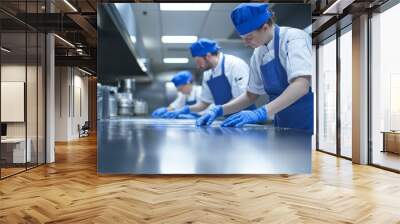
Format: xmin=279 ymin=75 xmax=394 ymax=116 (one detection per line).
xmin=1 ymin=138 xmax=31 ymax=163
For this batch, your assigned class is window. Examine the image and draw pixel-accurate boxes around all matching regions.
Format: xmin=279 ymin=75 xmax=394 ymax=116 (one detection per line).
xmin=340 ymin=28 xmax=352 ymax=158
xmin=318 ymin=36 xmax=337 ymax=154
xmin=0 ymin=1 xmax=47 ymax=179
xmin=371 ymin=3 xmax=400 ymax=171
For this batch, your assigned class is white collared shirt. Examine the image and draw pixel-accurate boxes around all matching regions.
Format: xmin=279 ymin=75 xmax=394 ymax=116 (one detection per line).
xmin=169 ymin=85 xmax=202 ymax=109
xmin=199 ymin=53 xmax=250 ymax=104
xmin=247 ymin=26 xmax=312 ymax=95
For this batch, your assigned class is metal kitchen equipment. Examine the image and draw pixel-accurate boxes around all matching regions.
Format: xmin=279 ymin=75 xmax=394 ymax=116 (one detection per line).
xmin=108 ymin=87 xmax=118 ymax=117
xmin=99 ymin=85 xmax=118 ymax=119
xmin=134 ymin=99 xmax=148 ymax=115
xmin=97 ymin=83 xmax=103 ymax=119
xmin=118 ymin=78 xmax=136 ymax=93
xmin=117 ymin=92 xmax=135 ymax=116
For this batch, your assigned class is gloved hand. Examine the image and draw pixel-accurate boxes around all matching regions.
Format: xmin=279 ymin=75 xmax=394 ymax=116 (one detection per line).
xmin=176 ymin=113 xmax=199 ymax=119
xmin=195 ymin=105 xmax=223 ymax=126
xmin=161 ymin=105 xmax=190 ymax=119
xmin=152 ymin=107 xmax=168 ymax=118
xmin=221 ymin=107 xmax=268 ymax=128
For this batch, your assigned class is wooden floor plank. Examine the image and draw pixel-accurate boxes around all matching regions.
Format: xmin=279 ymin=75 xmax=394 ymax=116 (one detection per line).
xmin=0 ymin=135 xmax=400 ymax=223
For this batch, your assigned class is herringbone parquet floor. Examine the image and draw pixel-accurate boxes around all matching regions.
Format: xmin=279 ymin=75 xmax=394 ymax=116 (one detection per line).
xmin=1 ymin=135 xmax=400 ymax=223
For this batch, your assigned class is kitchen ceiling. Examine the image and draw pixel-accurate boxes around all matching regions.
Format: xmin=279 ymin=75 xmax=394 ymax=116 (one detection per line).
xmin=7 ymin=0 xmax=386 ymax=78
xmin=132 ymin=3 xmax=244 ymax=75
xmin=132 ymin=3 xmax=311 ymax=76
xmin=0 ymin=0 xmax=328 ymax=78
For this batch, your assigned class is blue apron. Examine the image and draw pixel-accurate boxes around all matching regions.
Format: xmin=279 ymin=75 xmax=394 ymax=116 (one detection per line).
xmin=185 ymin=90 xmax=197 ymax=106
xmin=206 ymin=55 xmax=256 ymax=110
xmin=260 ymin=25 xmax=314 ymax=133
xmin=181 ymin=89 xmax=198 ymax=119
xmin=185 ymin=99 xmax=197 ymax=106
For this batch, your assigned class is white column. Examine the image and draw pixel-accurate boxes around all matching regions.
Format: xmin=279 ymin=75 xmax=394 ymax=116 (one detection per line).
xmin=46 ymin=32 xmax=55 ymax=163
xmin=45 ymin=0 xmax=55 ymax=163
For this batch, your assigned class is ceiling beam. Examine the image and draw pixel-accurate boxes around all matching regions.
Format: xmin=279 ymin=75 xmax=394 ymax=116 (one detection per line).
xmin=67 ymin=13 xmax=97 ymax=46
xmin=55 ymin=55 xmax=96 ymax=68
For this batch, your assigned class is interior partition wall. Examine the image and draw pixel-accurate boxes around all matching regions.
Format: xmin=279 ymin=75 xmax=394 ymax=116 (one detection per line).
xmin=0 ymin=0 xmax=46 ymax=179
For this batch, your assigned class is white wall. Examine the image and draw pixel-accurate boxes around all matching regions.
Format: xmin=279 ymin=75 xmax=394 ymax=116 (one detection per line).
xmin=72 ymin=73 xmax=89 ymax=138
xmin=1 ymin=64 xmax=26 ymax=81
xmin=1 ymin=63 xmax=46 ymax=164
xmin=1 ymin=65 xmax=40 ymax=138
xmin=1 ymin=65 xmax=26 ymax=141
xmin=55 ymin=67 xmax=89 ymax=141
xmin=55 ymin=67 xmax=69 ymax=141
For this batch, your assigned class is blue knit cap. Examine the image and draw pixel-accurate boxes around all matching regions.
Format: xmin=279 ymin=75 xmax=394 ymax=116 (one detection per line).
xmin=190 ymin=38 xmax=220 ymax=57
xmin=231 ymin=3 xmax=272 ymax=36
xmin=171 ymin=71 xmax=192 ymax=88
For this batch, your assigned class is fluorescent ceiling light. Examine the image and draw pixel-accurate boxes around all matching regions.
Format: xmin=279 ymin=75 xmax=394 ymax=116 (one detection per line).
xmin=161 ymin=36 xmax=197 ymax=44
xmin=138 ymin=58 xmax=147 ymax=72
xmin=163 ymin=58 xmax=189 ymax=64
xmin=54 ymin=34 xmax=75 ymax=48
xmin=63 ymin=0 xmax=78 ymax=12
xmin=1 ymin=47 xmax=11 ymax=53
xmin=78 ymin=67 xmax=92 ymax=76
xmin=160 ymin=3 xmax=211 ymax=11
xmin=130 ymin=35 xmax=136 ymax=44
xmin=138 ymin=58 xmax=147 ymax=64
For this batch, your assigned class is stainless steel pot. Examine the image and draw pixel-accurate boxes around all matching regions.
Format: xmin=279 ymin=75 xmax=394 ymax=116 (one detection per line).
xmin=117 ymin=92 xmax=135 ymax=116
xmin=134 ymin=99 xmax=148 ymax=115
xmin=118 ymin=78 xmax=136 ymax=93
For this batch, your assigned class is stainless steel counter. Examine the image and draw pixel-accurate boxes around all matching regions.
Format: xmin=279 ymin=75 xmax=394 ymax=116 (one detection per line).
xmin=98 ymin=118 xmax=311 ymax=174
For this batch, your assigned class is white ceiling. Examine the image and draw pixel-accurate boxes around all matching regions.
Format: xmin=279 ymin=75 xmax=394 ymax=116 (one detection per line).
xmin=132 ymin=3 xmax=250 ymax=76
xmin=129 ymin=3 xmax=311 ymax=78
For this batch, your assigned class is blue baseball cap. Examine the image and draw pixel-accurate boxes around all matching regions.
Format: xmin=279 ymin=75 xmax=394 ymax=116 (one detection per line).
xmin=231 ymin=3 xmax=272 ymax=36
xmin=171 ymin=71 xmax=193 ymax=88
xmin=190 ymin=38 xmax=221 ymax=57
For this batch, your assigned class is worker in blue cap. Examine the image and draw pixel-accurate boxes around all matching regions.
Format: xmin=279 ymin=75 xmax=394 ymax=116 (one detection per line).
xmin=196 ymin=3 xmax=313 ymax=133
xmin=161 ymin=38 xmax=256 ymax=119
xmin=152 ymin=71 xmax=202 ymax=119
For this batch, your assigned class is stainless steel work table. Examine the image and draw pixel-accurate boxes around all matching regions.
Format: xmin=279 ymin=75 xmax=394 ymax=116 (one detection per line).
xmin=98 ymin=118 xmax=311 ymax=174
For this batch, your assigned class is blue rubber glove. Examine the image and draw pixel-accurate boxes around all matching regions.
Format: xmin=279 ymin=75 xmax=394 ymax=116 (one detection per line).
xmin=152 ymin=107 xmax=168 ymax=118
xmin=195 ymin=105 xmax=223 ymax=126
xmin=162 ymin=105 xmax=191 ymax=119
xmin=176 ymin=113 xmax=200 ymax=119
xmin=221 ymin=107 xmax=268 ymax=128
